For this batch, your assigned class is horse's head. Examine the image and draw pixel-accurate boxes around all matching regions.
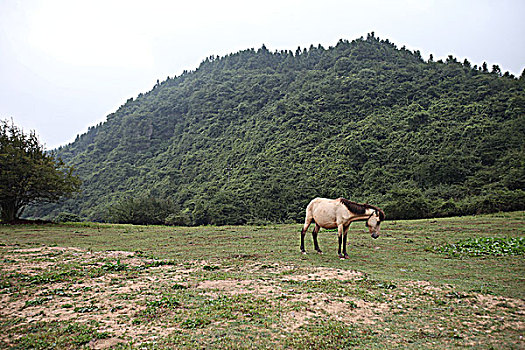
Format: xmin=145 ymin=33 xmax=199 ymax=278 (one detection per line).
xmin=366 ymin=210 xmax=384 ymax=239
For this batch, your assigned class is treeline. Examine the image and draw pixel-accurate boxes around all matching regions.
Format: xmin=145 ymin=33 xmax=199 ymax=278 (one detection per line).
xmin=28 ymin=33 xmax=525 ymax=224
xmin=54 ymin=188 xmax=524 ymax=225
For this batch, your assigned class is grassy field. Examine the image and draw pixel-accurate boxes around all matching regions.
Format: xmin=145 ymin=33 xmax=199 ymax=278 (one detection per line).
xmin=0 ymin=212 xmax=523 ymax=349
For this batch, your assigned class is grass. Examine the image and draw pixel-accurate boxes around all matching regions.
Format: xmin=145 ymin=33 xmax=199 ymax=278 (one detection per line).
xmin=0 ymin=211 xmax=523 ymax=349
xmin=6 ymin=321 xmax=110 ymax=349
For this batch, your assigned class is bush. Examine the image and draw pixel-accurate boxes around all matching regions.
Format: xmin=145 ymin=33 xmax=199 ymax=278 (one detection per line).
xmin=106 ymin=197 xmax=178 ymax=225
xmin=463 ymin=190 xmax=525 ymax=215
xmin=165 ymin=209 xmax=192 ymax=226
xmin=54 ymin=212 xmax=83 ymax=223
xmin=383 ymin=186 xmax=431 ymax=220
xmin=430 ymin=199 xmax=460 ymax=218
xmin=206 ymin=191 xmax=248 ymax=225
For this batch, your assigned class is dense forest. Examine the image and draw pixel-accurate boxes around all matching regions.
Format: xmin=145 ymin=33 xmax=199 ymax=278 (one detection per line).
xmin=27 ymin=33 xmax=525 ymax=225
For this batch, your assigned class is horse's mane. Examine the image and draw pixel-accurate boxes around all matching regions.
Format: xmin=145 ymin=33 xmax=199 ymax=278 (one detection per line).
xmin=339 ymin=198 xmax=386 ymax=221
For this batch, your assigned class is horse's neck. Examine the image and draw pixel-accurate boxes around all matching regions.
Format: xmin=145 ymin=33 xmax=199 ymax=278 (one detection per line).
xmin=349 ymin=208 xmax=374 ymax=222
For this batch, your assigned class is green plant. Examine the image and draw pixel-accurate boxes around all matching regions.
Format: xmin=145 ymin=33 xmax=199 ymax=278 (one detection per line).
xmin=181 ymin=318 xmax=211 ymax=329
xmin=24 ymin=297 xmax=51 ymax=308
xmin=101 ymin=259 xmax=129 ymax=271
xmin=434 ymin=237 xmax=525 ymax=257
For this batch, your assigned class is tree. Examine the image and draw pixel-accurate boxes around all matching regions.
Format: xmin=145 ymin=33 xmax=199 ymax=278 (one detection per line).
xmin=519 ymin=68 xmax=525 ymax=83
xmin=491 ymin=64 xmax=502 ymax=76
xmin=0 ymin=119 xmax=81 ymax=222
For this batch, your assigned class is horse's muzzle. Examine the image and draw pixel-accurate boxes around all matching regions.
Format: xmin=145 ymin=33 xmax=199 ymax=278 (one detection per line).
xmin=371 ymin=233 xmax=379 ymax=239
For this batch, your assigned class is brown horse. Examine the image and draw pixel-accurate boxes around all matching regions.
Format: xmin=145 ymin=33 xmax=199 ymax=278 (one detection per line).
xmin=300 ymin=197 xmax=385 ymax=259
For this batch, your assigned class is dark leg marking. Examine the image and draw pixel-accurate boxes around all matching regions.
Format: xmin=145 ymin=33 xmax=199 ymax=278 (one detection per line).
xmin=312 ymin=224 xmax=322 ymax=253
xmin=338 ymin=235 xmax=343 ymax=258
xmin=342 ymin=232 xmax=349 ymax=259
xmin=300 ymin=228 xmax=306 ymax=253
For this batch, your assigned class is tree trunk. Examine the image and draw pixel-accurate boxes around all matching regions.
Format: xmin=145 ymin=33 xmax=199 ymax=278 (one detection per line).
xmin=0 ymin=201 xmax=22 ymax=222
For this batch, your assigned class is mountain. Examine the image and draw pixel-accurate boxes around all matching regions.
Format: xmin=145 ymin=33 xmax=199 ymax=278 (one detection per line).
xmin=28 ymin=33 xmax=525 ymax=224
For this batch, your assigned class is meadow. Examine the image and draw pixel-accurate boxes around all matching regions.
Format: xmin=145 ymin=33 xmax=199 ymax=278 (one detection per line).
xmin=0 ymin=212 xmax=523 ymax=349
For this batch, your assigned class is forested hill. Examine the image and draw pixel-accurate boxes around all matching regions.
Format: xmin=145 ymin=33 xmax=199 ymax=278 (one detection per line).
xmin=30 ymin=34 xmax=525 ymax=224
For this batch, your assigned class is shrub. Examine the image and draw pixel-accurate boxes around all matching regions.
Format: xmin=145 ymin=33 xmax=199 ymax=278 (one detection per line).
xmin=54 ymin=212 xmax=83 ymax=223
xmin=383 ymin=186 xmax=431 ymax=220
xmin=106 ymin=197 xmax=178 ymax=225
xmin=165 ymin=209 xmax=192 ymax=226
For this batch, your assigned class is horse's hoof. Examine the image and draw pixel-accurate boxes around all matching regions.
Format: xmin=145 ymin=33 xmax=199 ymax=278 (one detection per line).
xmin=301 ymin=251 xmax=307 ymax=255
xmin=317 ymin=251 xmax=323 ymax=255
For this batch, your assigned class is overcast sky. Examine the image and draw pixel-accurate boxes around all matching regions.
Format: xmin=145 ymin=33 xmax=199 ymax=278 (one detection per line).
xmin=1 ymin=0 xmax=524 ymax=150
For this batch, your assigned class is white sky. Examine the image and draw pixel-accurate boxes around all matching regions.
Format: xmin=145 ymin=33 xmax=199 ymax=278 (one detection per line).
xmin=1 ymin=0 xmax=524 ymax=149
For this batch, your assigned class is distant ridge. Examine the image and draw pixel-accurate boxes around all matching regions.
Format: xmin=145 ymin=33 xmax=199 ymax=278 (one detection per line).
xmin=28 ymin=34 xmax=525 ymax=224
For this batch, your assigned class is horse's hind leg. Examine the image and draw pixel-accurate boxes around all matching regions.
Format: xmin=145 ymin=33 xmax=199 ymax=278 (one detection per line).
xmin=300 ymin=218 xmax=312 ymax=254
xmin=312 ymin=223 xmax=322 ymax=254
xmin=342 ymin=225 xmax=350 ymax=259
xmin=337 ymin=224 xmax=350 ymax=259
xmin=337 ymin=224 xmax=344 ymax=259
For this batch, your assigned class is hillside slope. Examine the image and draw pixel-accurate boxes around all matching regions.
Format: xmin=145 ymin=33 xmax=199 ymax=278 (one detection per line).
xmin=29 ymin=34 xmax=525 ymax=224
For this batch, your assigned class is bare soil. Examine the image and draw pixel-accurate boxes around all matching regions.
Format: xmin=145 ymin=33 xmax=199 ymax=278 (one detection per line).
xmin=1 ymin=245 xmax=523 ymax=349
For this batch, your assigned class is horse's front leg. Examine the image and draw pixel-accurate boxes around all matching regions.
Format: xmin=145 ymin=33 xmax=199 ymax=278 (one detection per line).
xmin=312 ymin=224 xmax=322 ymax=254
xmin=337 ymin=224 xmax=345 ymax=259
xmin=342 ymin=225 xmax=350 ymax=259
xmin=300 ymin=220 xmax=311 ymax=254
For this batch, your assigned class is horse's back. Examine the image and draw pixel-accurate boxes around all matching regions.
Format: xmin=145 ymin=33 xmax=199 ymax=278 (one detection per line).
xmin=307 ymin=197 xmax=342 ymax=209
xmin=306 ymin=198 xmax=341 ymax=229
xmin=307 ymin=197 xmax=338 ymax=207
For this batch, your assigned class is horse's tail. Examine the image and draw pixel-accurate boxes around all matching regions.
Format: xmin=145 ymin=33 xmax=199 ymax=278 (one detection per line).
xmin=302 ymin=198 xmax=319 ymax=231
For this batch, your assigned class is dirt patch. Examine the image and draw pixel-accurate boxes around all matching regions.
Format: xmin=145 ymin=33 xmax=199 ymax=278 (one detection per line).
xmin=0 ymin=245 xmax=375 ymax=347
xmin=197 ymin=279 xmax=281 ymax=295
xmin=0 ymin=246 xmax=180 ymax=347
xmin=1 ymin=245 xmax=523 ymax=348
xmin=282 ymin=292 xmax=388 ymax=332
xmin=283 ymin=267 xmax=364 ymax=281
xmin=13 ymin=246 xmax=85 ymax=253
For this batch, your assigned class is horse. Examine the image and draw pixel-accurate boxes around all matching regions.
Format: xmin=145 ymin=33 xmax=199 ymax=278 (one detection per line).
xmin=300 ymin=197 xmax=385 ymax=259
